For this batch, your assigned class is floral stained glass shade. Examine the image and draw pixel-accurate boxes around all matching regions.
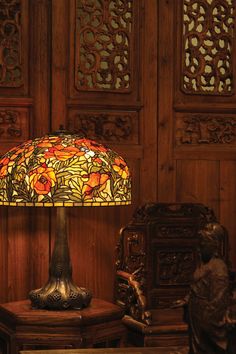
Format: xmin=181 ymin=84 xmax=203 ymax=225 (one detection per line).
xmin=0 ymin=132 xmax=131 ymax=207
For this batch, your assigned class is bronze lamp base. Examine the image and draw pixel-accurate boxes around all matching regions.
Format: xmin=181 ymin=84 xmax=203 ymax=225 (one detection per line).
xmin=29 ymin=278 xmax=91 ymax=310
xmin=29 ymin=207 xmax=92 ymax=310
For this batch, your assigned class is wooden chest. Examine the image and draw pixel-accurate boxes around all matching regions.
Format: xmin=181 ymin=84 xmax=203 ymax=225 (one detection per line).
xmin=115 ymin=203 xmax=227 ymax=346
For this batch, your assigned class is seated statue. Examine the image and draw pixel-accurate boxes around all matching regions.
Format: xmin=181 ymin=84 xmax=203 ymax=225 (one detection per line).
xmin=172 ymin=222 xmax=234 ymax=354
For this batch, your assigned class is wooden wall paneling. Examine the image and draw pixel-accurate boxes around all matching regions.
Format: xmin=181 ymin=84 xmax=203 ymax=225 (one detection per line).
xmin=26 ymin=0 xmax=52 ymax=297
xmin=68 ymin=207 xmax=123 ymax=301
xmin=175 ymin=160 xmax=220 ymax=218
xmin=0 ymin=0 xmax=51 ymax=303
xmin=220 ymin=161 xmax=236 ymax=266
xmin=51 ymin=0 xmax=68 ymax=130
xmin=0 ymin=0 xmax=32 ymax=155
xmin=7 ymin=208 xmax=31 ymax=301
xmin=30 ymin=0 xmax=51 ymax=136
xmin=0 ymin=0 xmax=31 ymax=303
xmin=140 ymin=0 xmax=158 ymax=203
xmin=157 ymin=0 xmax=176 ymax=202
xmin=28 ymin=208 xmax=51 ymax=293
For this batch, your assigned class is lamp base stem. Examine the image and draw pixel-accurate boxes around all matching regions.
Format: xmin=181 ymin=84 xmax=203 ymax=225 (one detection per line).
xmin=29 ymin=207 xmax=92 ymax=310
xmin=29 ymin=278 xmax=92 ymax=310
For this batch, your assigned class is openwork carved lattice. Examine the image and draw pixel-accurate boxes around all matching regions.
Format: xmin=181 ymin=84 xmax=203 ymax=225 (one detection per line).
xmin=75 ymin=0 xmax=132 ymax=91
xmin=182 ymin=0 xmax=235 ymax=95
xmin=176 ymin=114 xmax=236 ymax=145
xmin=0 ymin=0 xmax=23 ymax=87
xmin=0 ymin=110 xmax=22 ymax=138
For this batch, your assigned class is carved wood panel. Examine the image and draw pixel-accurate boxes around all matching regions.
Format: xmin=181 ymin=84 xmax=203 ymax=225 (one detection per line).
xmin=68 ymin=0 xmax=141 ymax=105
xmin=0 ymin=0 xmax=29 ymax=95
xmin=75 ymin=0 xmax=133 ymax=92
xmin=155 ymin=223 xmax=198 ymax=238
xmin=117 ymin=230 xmax=146 ymax=274
xmin=0 ymin=108 xmax=29 ymax=154
xmin=155 ymin=249 xmax=195 ymax=286
xmin=68 ymin=109 xmax=139 ymax=144
xmin=0 ymin=0 xmax=23 ymax=88
xmin=175 ymin=112 xmax=236 ymax=146
xmin=182 ymin=0 xmax=235 ymax=95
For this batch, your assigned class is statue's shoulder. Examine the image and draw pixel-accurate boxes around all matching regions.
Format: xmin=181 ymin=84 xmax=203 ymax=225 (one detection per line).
xmin=208 ymin=257 xmax=228 ymax=277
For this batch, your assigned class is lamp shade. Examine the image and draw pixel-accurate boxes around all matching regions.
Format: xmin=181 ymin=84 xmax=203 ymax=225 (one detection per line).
xmin=0 ymin=131 xmax=131 ymax=207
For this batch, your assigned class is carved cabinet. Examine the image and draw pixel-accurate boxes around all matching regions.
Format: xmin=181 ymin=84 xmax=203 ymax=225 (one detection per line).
xmin=115 ymin=203 xmax=228 ymax=347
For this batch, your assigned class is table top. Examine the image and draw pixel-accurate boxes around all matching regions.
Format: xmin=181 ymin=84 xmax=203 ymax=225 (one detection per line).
xmin=0 ymin=298 xmax=124 ymax=326
xmin=20 ymin=347 xmax=189 ymax=354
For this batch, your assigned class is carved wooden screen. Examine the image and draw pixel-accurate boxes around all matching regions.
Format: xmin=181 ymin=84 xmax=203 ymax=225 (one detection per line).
xmin=158 ymin=0 xmax=236 ymax=267
xmin=0 ymin=0 xmax=51 ymax=304
xmin=181 ymin=0 xmax=234 ymax=96
xmin=0 ymin=0 xmax=29 ymax=154
xmin=74 ymin=0 xmax=133 ymax=93
xmin=0 ymin=0 xmax=51 ymax=151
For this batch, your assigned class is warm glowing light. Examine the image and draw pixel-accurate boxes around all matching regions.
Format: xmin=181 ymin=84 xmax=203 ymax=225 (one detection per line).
xmin=0 ymin=132 xmax=131 ymax=207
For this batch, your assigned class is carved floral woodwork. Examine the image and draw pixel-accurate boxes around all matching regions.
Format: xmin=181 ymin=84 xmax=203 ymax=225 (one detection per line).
xmin=0 ymin=109 xmax=21 ymax=138
xmin=75 ymin=0 xmax=133 ymax=91
xmin=182 ymin=0 xmax=235 ymax=95
xmin=115 ymin=203 xmax=218 ymax=324
xmin=0 ymin=108 xmax=29 ymax=150
xmin=68 ymin=111 xmax=137 ymax=143
xmin=176 ymin=114 xmax=236 ymax=145
xmin=0 ymin=0 xmax=23 ymax=87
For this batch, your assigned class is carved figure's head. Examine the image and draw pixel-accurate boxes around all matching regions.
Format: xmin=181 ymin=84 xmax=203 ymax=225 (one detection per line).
xmin=198 ymin=222 xmax=224 ymax=263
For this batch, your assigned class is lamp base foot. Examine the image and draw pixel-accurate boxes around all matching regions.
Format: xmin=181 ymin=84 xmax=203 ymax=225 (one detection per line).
xmin=29 ymin=278 xmax=92 ymax=310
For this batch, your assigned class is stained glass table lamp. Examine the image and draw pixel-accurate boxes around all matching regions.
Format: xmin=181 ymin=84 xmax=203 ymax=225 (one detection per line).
xmin=0 ymin=129 xmax=131 ymax=310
